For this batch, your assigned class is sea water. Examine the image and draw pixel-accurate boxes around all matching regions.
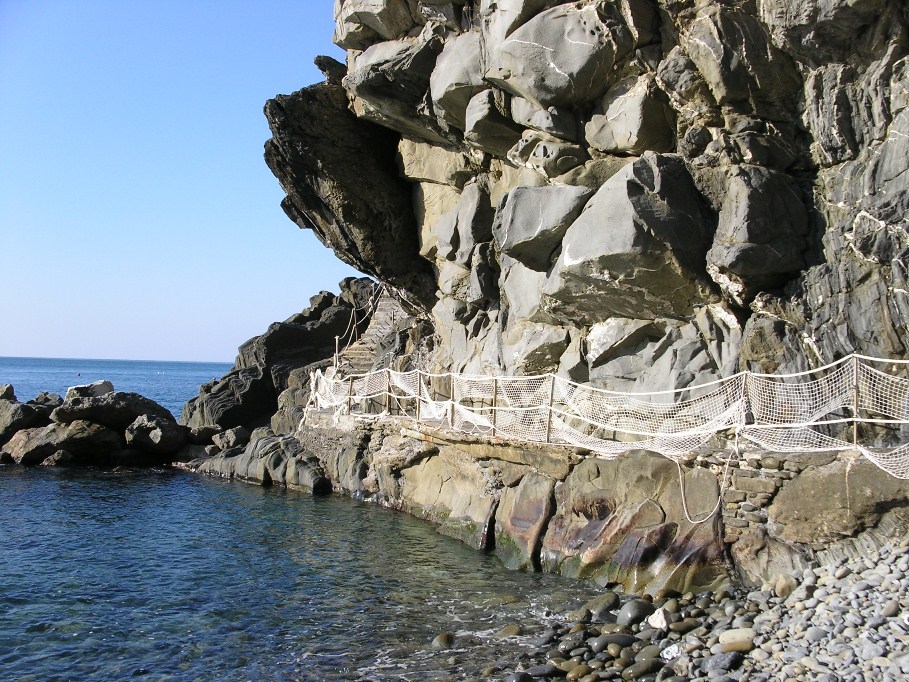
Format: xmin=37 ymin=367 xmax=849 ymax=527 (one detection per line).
xmin=0 ymin=359 xmax=598 ymax=681
xmin=0 ymin=356 xmax=233 ymax=417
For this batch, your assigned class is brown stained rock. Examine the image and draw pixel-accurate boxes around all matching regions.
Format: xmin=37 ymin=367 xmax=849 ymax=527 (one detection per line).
xmin=494 ymin=471 xmax=556 ymax=570
xmin=767 ymin=453 xmax=909 ymax=549
xmin=540 ymin=452 xmax=727 ymax=594
xmin=399 ymin=446 xmax=498 ymax=550
xmin=730 ymin=528 xmax=811 ymax=588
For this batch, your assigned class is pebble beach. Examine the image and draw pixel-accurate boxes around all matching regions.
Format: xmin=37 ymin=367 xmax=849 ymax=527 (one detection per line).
xmin=487 ymin=540 xmax=909 ymax=682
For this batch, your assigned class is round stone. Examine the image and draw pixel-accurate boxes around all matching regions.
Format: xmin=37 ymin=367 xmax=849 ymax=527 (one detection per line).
xmin=805 ymin=626 xmax=827 ymax=642
xmin=431 ymin=631 xmax=454 ymax=648
xmin=881 ymin=600 xmax=900 ymax=618
xmin=495 ymin=624 xmax=523 ymax=638
xmin=720 ymin=628 xmax=756 ymax=652
xmin=617 ymin=599 xmax=656 ymax=627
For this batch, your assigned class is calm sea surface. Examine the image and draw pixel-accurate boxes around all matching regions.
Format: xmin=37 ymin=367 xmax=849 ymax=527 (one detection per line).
xmin=0 ymin=356 xmax=233 ymax=417
xmin=0 ymin=359 xmax=597 ymax=681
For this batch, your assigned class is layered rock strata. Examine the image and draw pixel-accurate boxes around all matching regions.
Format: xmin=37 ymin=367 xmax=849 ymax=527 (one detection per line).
xmin=180 ymin=277 xmax=378 ymax=431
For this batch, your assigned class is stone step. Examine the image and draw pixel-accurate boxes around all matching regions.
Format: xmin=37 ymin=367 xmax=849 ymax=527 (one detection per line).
xmin=336 ymin=295 xmax=407 ymax=374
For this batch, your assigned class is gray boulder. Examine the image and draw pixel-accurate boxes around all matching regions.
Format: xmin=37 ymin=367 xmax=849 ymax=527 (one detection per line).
xmin=706 ymin=165 xmax=809 ymax=306
xmin=479 ymin=0 xmax=552 ymax=54
xmin=436 ymin=178 xmax=494 ymax=265
xmin=212 ymin=426 xmax=251 ymax=450
xmin=52 ymin=391 xmax=175 ymax=431
xmin=485 ymin=3 xmax=635 ymax=108
xmin=65 ymin=380 xmax=114 ymax=400
xmin=124 ymin=415 xmax=186 ymax=457
xmin=463 ymin=89 xmax=524 ymax=156
xmin=344 ymin=30 xmax=447 ymax=143
xmin=542 ymin=152 xmax=717 ymax=324
xmin=0 ymin=384 xmax=14 ymax=400
xmin=333 ymin=0 xmax=417 ymax=51
xmin=429 ymin=30 xmax=485 ymax=129
xmin=0 ymin=399 xmax=40 ymax=446
xmin=585 ymin=74 xmax=675 ymax=154
xmin=493 ymin=185 xmax=593 ymax=271
xmin=1 ymin=420 xmax=122 ymax=466
xmin=501 ymin=322 xmax=569 ymax=375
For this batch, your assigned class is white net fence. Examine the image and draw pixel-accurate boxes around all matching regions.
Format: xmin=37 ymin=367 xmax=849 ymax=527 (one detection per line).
xmin=306 ymin=354 xmax=909 ymax=479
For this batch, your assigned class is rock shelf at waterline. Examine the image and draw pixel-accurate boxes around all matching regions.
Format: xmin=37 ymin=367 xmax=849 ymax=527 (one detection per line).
xmin=488 ymin=540 xmax=909 ymax=681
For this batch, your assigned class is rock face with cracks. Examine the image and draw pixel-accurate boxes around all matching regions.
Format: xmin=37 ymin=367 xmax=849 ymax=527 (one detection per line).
xmin=228 ymin=0 xmax=909 ymax=592
xmin=265 ymin=0 xmax=909 ymax=384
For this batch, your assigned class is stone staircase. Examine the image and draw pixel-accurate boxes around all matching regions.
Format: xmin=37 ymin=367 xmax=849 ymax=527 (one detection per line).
xmin=336 ymin=295 xmax=406 ymax=375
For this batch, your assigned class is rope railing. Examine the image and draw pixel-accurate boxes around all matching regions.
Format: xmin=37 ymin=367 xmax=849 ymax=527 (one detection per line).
xmin=304 ymin=354 xmax=909 ymax=479
xmin=332 ymin=284 xmax=386 ymax=369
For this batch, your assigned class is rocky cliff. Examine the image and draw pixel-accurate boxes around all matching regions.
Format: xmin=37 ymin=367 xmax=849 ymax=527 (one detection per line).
xmin=264 ymin=0 xmax=908 ymax=390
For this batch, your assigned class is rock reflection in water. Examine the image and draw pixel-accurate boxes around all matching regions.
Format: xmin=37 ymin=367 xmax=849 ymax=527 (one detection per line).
xmin=0 ymin=467 xmax=599 ymax=681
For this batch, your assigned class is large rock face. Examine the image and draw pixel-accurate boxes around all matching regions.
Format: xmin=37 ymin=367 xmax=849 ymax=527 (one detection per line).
xmin=265 ymin=1 xmax=909 ymax=387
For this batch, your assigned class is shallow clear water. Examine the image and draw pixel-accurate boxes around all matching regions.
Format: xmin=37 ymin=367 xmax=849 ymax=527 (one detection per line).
xmin=0 ymin=467 xmax=597 ymax=681
xmin=0 ymin=356 xmax=232 ymax=417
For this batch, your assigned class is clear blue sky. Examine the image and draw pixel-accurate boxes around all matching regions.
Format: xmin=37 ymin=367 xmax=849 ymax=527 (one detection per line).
xmin=0 ymin=0 xmax=361 ymax=362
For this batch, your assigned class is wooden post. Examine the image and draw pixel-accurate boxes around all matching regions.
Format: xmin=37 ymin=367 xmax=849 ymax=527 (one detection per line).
xmin=491 ymin=377 xmax=498 ymax=437
xmin=347 ymin=376 xmax=354 ymax=413
xmin=334 ymin=335 xmax=339 ymax=369
xmin=449 ymin=374 xmax=456 ymax=428
xmin=384 ymin=369 xmax=391 ymax=414
xmin=545 ymin=375 xmax=555 ymax=443
xmin=853 ymin=355 xmax=859 ymax=446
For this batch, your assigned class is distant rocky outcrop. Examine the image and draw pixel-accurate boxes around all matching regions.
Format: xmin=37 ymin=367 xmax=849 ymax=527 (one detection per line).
xmin=179 ymin=277 xmax=379 ymax=431
xmin=263 ymin=0 xmax=908 ymax=387
xmin=0 ymin=381 xmax=222 ymax=467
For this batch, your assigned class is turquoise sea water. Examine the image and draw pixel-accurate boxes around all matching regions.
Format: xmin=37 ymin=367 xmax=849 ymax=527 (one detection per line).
xmin=0 ymin=359 xmax=597 ymax=681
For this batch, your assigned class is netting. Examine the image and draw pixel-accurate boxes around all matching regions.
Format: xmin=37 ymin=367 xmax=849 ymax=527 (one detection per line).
xmin=305 ymin=354 xmax=909 ymax=479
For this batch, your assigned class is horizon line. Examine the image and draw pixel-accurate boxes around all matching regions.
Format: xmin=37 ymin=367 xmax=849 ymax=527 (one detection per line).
xmin=0 ymin=354 xmax=234 ymax=365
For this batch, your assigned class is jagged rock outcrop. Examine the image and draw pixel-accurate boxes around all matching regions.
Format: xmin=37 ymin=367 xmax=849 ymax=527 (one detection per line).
xmin=180 ymin=278 xmax=378 ymax=431
xmin=243 ymin=0 xmax=909 ymax=590
xmin=264 ymin=0 xmax=908 ymax=384
xmin=263 ymin=65 xmax=435 ymax=309
xmin=192 ymin=428 xmax=331 ymax=494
